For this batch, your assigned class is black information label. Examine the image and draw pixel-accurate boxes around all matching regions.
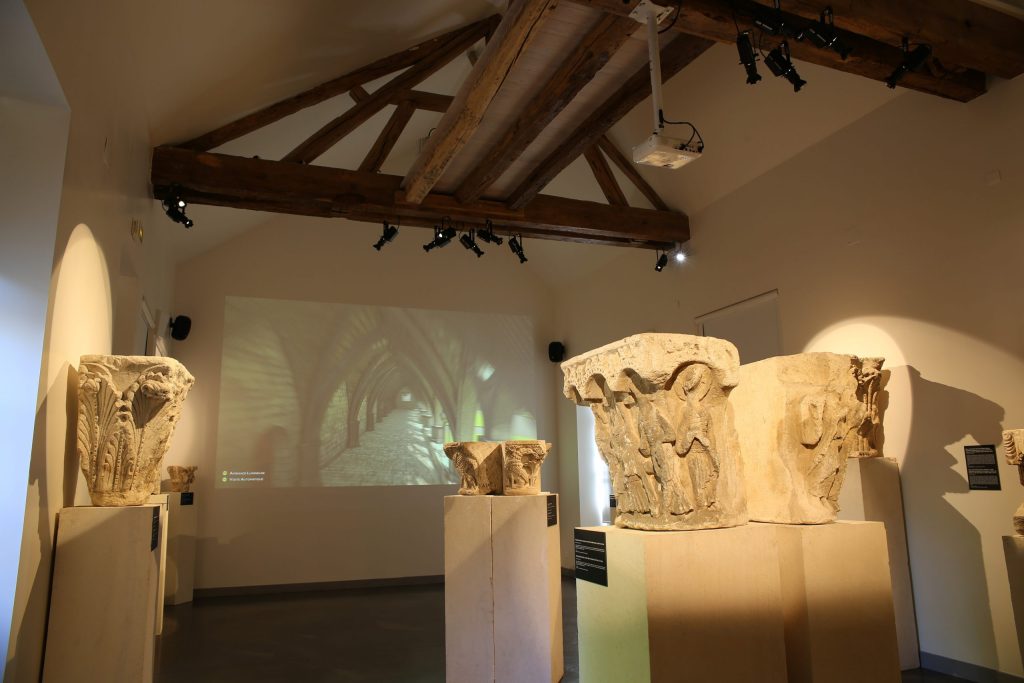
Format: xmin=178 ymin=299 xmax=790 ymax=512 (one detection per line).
xmin=547 ymin=494 xmax=558 ymax=527
xmin=151 ymin=506 xmax=160 ymax=551
xmin=181 ymin=492 xmax=195 ymax=506
xmin=609 ymin=494 xmax=617 ymax=509
xmin=966 ymin=445 xmax=1001 ymax=490
xmin=574 ymin=528 xmax=608 ymax=587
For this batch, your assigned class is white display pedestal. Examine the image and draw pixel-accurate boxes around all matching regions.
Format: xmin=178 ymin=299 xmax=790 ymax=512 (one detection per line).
xmin=774 ymin=521 xmax=901 ymax=683
xmin=575 ymin=521 xmax=901 ymax=683
xmin=444 ymin=494 xmax=563 ymax=683
xmin=838 ymin=456 xmax=920 ymax=669
xmin=1003 ymin=535 xmax=1024 ymax=663
xmin=163 ymin=492 xmax=197 ymax=605
xmin=575 ymin=524 xmax=789 ymax=683
xmin=148 ymin=494 xmax=169 ymax=635
xmin=42 ymin=505 xmax=160 ymax=683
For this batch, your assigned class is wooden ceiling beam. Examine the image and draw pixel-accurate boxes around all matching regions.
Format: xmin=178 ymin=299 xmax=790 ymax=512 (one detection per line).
xmin=401 ymin=0 xmax=560 ymax=204
xmin=453 ymin=12 xmax=639 ymax=205
xmin=176 ymin=16 xmax=497 ymax=152
xmin=595 ymin=135 xmax=669 ymax=211
xmin=583 ymin=146 xmax=627 ymax=206
xmin=570 ymin=0 xmax=985 ymax=102
xmin=282 ymin=20 xmax=493 ymax=164
xmin=505 ymin=33 xmax=713 ymax=210
xmin=151 ymin=146 xmax=687 ymax=248
xmin=750 ymin=0 xmax=1024 ymax=80
xmin=359 ymin=100 xmax=417 ymax=173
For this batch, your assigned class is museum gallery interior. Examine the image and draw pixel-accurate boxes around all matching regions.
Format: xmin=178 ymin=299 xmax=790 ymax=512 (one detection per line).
xmin=3 ymin=0 xmax=1024 ymax=681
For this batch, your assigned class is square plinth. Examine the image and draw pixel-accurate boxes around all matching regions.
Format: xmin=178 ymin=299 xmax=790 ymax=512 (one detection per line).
xmin=773 ymin=521 xmax=901 ymax=683
xmin=1004 ymin=535 xmax=1024 ymax=664
xmin=42 ymin=505 xmax=161 ymax=683
xmin=164 ymin=492 xmax=198 ymax=605
xmin=576 ymin=524 xmax=789 ymax=683
xmin=444 ymin=494 xmax=563 ymax=683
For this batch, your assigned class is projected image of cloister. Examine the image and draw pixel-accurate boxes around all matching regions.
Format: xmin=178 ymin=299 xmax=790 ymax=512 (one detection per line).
xmin=216 ymin=297 xmax=538 ymax=487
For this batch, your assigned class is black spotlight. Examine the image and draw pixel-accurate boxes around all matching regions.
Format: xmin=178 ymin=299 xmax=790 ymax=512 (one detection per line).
xmin=478 ymin=219 xmax=503 ymax=245
xmin=459 ymin=230 xmax=485 ymax=257
xmin=423 ymin=224 xmax=457 ymax=252
xmin=548 ymin=341 xmax=566 ymax=363
xmin=654 ymin=252 xmax=668 ymax=272
xmin=161 ymin=186 xmax=193 ymax=228
xmin=753 ymin=0 xmax=803 ymax=39
xmin=765 ymin=41 xmax=807 ymax=92
xmin=736 ymin=31 xmax=762 ymax=85
xmin=508 ymin=235 xmax=527 ymax=264
xmin=805 ymin=7 xmax=851 ymax=60
xmin=373 ymin=221 xmax=399 ymax=251
xmin=169 ymin=316 xmax=192 ymax=341
xmin=886 ymin=38 xmax=931 ymax=89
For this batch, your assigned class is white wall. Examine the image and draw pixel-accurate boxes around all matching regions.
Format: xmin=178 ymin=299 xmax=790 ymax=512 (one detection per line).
xmin=0 ymin=54 xmax=69 ymax=683
xmin=4 ymin=1 xmax=179 ymax=680
xmin=168 ymin=217 xmax=562 ymax=588
xmin=553 ymin=76 xmax=1024 ymax=676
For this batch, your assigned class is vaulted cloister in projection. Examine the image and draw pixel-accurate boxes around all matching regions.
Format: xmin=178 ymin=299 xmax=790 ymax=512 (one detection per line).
xmin=216 ymin=297 xmax=538 ymax=487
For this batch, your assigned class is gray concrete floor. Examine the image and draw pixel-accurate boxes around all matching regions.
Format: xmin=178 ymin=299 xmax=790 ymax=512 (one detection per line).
xmin=157 ymin=579 xmax=965 ymax=682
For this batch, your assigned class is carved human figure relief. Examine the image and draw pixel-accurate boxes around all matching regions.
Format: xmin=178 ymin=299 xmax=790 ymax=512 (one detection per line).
xmin=444 ymin=442 xmax=503 ymax=495
xmin=501 ymin=440 xmax=551 ymax=495
xmin=563 ymin=334 xmax=747 ymax=531
xmin=77 ymin=355 xmax=195 ymax=506
xmin=850 ymin=357 xmax=885 ymax=458
xmin=167 ymin=465 xmax=198 ymax=493
xmin=731 ymin=353 xmax=874 ymax=524
xmin=1002 ymin=429 xmax=1024 ymax=535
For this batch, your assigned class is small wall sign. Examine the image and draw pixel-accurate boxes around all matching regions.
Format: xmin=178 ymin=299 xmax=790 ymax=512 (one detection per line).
xmin=965 ymin=444 xmax=1001 ymax=491
xmin=546 ymin=494 xmax=557 ymax=527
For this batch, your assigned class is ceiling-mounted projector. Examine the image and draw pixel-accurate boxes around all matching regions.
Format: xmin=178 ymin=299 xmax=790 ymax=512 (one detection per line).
xmin=631 ymin=0 xmax=704 ymax=171
xmin=633 ymin=134 xmax=702 ymax=169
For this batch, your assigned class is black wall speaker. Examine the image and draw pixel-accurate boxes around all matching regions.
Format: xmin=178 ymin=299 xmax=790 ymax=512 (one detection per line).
xmin=548 ymin=341 xmax=565 ymax=363
xmin=169 ymin=316 xmax=192 ymax=341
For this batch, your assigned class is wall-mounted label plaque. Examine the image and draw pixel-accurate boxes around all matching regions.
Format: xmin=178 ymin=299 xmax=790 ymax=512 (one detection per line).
xmin=181 ymin=492 xmax=194 ymax=505
xmin=547 ymin=494 xmax=557 ymax=527
xmin=965 ymin=444 xmax=1001 ymax=491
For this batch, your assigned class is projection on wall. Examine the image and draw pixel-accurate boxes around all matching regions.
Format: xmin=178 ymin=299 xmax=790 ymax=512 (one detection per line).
xmin=216 ymin=297 xmax=538 ymax=488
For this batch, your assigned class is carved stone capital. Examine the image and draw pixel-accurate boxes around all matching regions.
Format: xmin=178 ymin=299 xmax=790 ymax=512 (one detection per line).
xmin=443 ymin=442 xmax=503 ymax=495
xmin=77 ymin=355 xmax=194 ymax=506
xmin=562 ymin=333 xmax=747 ymax=531
xmin=732 ymin=353 xmax=880 ymax=524
xmin=167 ymin=465 xmax=198 ymax=493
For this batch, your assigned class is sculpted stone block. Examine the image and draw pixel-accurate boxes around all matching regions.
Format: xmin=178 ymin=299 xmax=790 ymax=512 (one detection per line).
xmin=850 ymin=357 xmax=885 ymax=458
xmin=167 ymin=465 xmax=198 ymax=493
xmin=731 ymin=353 xmax=880 ymax=524
xmin=563 ymin=333 xmax=747 ymax=531
xmin=77 ymin=355 xmax=195 ymax=506
xmin=1002 ymin=429 xmax=1024 ymax=535
xmin=444 ymin=441 xmax=503 ymax=495
xmin=501 ymin=440 xmax=551 ymax=496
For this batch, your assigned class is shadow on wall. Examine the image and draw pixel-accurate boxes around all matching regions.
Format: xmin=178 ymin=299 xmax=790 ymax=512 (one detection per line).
xmin=900 ymin=365 xmax=1003 ymax=664
xmin=6 ymin=364 xmax=77 ymax=680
